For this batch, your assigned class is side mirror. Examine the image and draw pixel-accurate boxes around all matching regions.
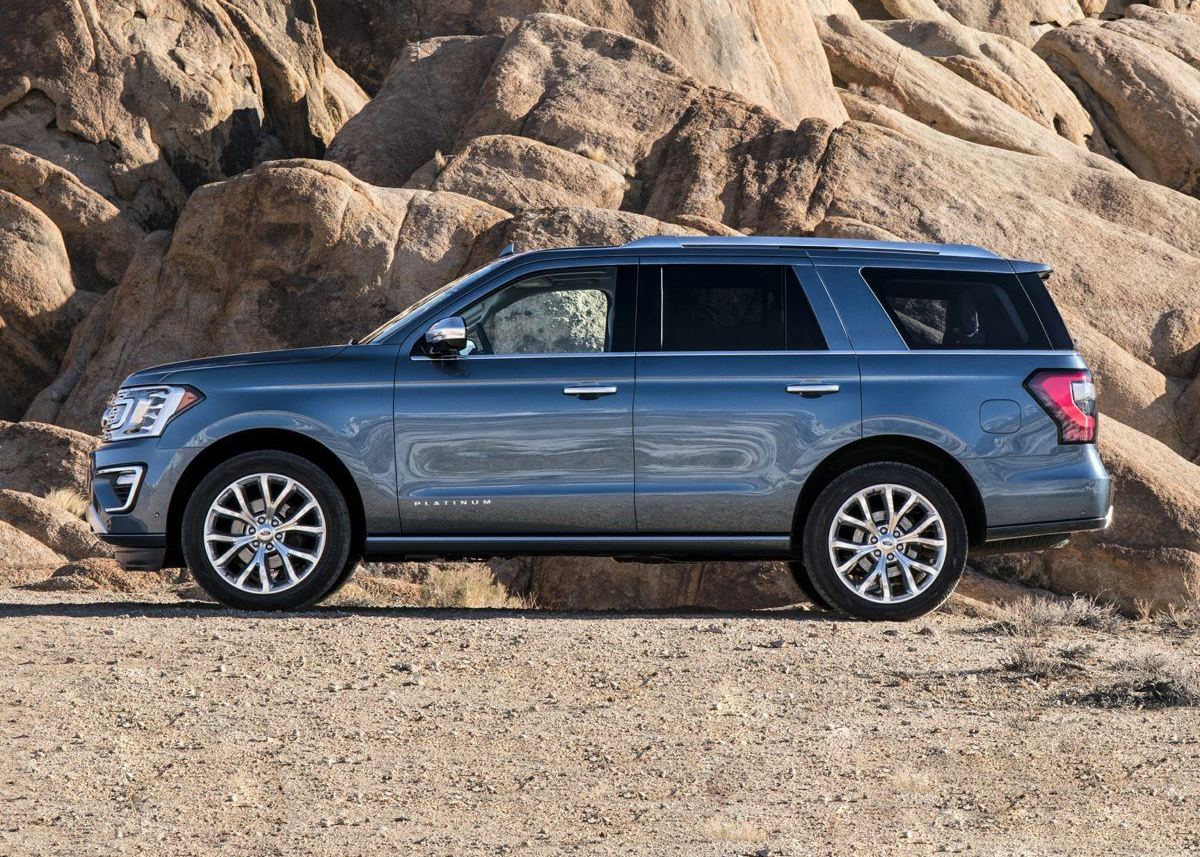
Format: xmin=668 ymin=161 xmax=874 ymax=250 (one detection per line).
xmin=423 ymin=316 xmax=468 ymax=357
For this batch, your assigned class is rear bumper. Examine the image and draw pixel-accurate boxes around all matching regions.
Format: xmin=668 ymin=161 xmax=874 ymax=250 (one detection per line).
xmin=983 ymin=504 xmax=1112 ymax=543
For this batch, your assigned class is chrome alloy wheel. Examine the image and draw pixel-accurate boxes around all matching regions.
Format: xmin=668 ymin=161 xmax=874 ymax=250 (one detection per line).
xmin=203 ymin=473 xmax=327 ymax=595
xmin=826 ymin=483 xmax=947 ymax=604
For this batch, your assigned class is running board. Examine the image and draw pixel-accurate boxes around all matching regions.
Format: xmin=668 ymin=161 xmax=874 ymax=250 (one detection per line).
xmin=363 ymin=534 xmax=793 ymax=561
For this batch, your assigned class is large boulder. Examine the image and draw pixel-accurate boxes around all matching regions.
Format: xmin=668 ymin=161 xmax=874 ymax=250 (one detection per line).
xmin=217 ymin=0 xmax=368 ymax=156
xmin=870 ymin=19 xmax=1105 ymax=152
xmin=1035 ymin=14 xmax=1200 ymax=196
xmin=40 ymin=160 xmax=510 ymax=430
xmin=0 ymin=0 xmax=260 ymax=228
xmin=331 ymin=13 xmax=842 ymax=193
xmin=313 ymin=0 xmax=846 ymax=126
xmin=457 ymin=15 xmax=749 ymax=180
xmin=0 ymin=421 xmax=96 ymax=497
xmin=1063 ymin=310 xmax=1193 ymax=457
xmin=643 ymin=110 xmax=832 ymax=235
xmin=815 ymin=14 xmax=1119 ymax=170
xmin=0 ymin=192 xmax=96 ymax=418
xmin=911 ymin=0 xmax=1085 ymax=46
xmin=1077 ymin=0 xmax=1200 ymax=16
xmin=0 ymin=145 xmax=144 ymax=293
xmin=1103 ymin=4 xmax=1200 ymax=68
xmin=421 ymin=135 xmax=628 ymax=212
xmin=0 ymin=521 xmax=65 ymax=573
xmin=0 ymin=490 xmax=111 ymax=561
xmin=327 ymin=36 xmax=507 ymax=187
xmin=0 ymin=0 xmax=361 ymax=229
xmin=471 ymin=207 xmax=700 ymax=267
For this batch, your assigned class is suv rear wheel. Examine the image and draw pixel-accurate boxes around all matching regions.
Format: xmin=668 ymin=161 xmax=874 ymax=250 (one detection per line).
xmin=802 ymin=462 xmax=967 ymax=621
xmin=181 ymin=451 xmax=353 ymax=610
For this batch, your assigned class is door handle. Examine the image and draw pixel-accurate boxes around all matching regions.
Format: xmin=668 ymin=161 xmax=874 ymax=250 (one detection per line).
xmin=787 ymin=383 xmax=840 ymax=397
xmin=563 ymin=385 xmax=618 ymax=398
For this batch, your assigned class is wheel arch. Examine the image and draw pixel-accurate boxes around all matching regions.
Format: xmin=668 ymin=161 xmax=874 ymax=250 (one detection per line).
xmin=791 ymin=435 xmax=987 ymax=550
xmin=164 ymin=429 xmax=366 ymax=566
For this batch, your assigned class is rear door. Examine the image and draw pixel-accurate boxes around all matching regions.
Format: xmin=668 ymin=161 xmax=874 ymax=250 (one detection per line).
xmin=632 ymin=257 xmax=861 ymax=534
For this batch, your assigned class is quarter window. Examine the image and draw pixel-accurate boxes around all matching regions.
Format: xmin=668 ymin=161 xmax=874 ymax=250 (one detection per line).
xmin=649 ymin=265 xmax=827 ymax=352
xmin=862 ymin=268 xmax=1050 ymax=350
xmin=460 ymin=267 xmax=622 ymax=355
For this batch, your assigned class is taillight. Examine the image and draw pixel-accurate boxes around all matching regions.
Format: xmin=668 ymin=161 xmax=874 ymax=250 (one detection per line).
xmin=1024 ymin=369 xmax=1097 ymax=444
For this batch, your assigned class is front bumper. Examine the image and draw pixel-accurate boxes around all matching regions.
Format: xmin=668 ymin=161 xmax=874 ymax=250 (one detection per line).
xmin=88 ymin=504 xmax=168 ymax=570
xmin=88 ymin=442 xmax=200 ymax=570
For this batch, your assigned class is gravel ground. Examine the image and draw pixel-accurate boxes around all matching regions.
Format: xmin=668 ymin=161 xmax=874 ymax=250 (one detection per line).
xmin=2 ymin=589 xmax=1199 ymax=856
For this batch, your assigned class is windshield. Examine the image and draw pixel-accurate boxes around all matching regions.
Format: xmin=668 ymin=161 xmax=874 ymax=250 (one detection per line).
xmin=357 ymin=258 xmax=509 ymax=344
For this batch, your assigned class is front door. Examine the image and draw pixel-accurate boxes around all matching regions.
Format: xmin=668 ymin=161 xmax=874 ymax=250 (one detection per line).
xmin=633 ymin=260 xmax=861 ymax=534
xmin=394 ymin=263 xmax=637 ymax=534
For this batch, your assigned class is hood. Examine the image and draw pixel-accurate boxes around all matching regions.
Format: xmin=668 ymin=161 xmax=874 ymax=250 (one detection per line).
xmin=122 ymin=345 xmax=350 ymax=386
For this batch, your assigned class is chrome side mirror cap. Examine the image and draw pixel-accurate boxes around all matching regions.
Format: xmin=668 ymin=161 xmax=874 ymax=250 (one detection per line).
xmin=423 ymin=316 xmax=468 ymax=357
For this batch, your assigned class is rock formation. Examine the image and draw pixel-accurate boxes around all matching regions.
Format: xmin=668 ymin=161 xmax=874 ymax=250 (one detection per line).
xmin=2 ymin=0 xmax=1200 ymax=611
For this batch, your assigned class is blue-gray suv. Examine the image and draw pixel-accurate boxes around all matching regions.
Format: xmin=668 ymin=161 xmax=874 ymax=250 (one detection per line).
xmin=88 ymin=237 xmax=1112 ymax=620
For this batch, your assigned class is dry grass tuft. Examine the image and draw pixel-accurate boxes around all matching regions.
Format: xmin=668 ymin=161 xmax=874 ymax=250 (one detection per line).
xmin=433 ymin=149 xmax=448 ymax=173
xmin=1001 ymin=640 xmax=1072 ymax=679
xmin=576 ymin=144 xmax=608 ymax=165
xmin=699 ymin=817 xmax=759 ymax=843
xmin=997 ymin=594 xmax=1120 ymax=638
xmin=1158 ymin=602 xmax=1200 ymax=633
xmin=1084 ymin=649 xmax=1200 ymax=708
xmin=995 ymin=596 xmax=1115 ymax=681
xmin=417 ymin=564 xmax=529 ymax=609
xmin=44 ymin=488 xmax=88 ymax=519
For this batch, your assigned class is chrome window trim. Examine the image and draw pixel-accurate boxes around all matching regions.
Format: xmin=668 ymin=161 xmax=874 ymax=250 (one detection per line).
xmin=853 ymin=349 xmax=1077 ymax=356
xmin=639 ymin=350 xmax=856 ymax=357
xmin=411 ymin=351 xmax=635 ymax=361
xmin=412 ymin=348 xmax=1072 ymax=360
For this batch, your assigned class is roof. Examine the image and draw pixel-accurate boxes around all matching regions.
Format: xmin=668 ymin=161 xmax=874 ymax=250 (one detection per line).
xmin=620 ymin=235 xmax=999 ymax=258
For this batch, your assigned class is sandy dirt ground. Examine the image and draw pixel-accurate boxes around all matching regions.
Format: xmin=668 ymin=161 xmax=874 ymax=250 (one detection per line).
xmin=2 ymin=589 xmax=1199 ymax=856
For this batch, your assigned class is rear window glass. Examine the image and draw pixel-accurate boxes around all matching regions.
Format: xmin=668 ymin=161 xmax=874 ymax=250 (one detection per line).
xmin=861 ymin=268 xmax=1051 ymax=350
xmin=661 ymin=265 xmax=784 ymax=351
xmin=654 ymin=265 xmax=827 ymax=352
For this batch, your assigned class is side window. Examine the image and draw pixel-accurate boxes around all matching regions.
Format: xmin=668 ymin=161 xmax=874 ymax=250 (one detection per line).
xmin=649 ymin=265 xmax=827 ymax=352
xmin=460 ymin=267 xmax=624 ymax=355
xmin=862 ymin=268 xmax=1051 ymax=350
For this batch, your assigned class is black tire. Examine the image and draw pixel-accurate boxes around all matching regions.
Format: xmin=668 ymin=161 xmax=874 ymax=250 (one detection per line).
xmin=322 ymin=550 xmax=363 ymax=599
xmin=786 ymin=561 xmax=833 ymax=611
xmin=801 ymin=462 xmax=967 ymax=621
xmin=181 ymin=451 xmax=354 ymax=611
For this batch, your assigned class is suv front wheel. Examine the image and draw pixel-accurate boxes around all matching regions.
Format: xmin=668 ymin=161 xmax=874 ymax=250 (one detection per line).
xmin=802 ymin=462 xmax=967 ymax=621
xmin=181 ymin=451 xmax=354 ymax=610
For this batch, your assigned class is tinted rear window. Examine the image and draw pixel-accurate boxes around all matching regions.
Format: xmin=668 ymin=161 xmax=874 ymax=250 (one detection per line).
xmin=862 ymin=268 xmax=1051 ymax=350
xmin=651 ymin=265 xmax=827 ymax=352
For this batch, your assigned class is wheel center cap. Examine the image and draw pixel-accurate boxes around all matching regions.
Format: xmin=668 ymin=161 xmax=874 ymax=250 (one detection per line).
xmin=880 ymin=537 xmax=896 ymax=549
xmin=257 ymin=528 xmax=274 ymax=543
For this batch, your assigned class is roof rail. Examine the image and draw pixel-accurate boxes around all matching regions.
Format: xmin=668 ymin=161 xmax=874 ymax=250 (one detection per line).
xmin=620 ymin=235 xmax=998 ymax=259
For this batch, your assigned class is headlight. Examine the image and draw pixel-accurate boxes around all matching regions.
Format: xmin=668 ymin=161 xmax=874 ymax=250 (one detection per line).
xmin=101 ymin=385 xmax=203 ymax=442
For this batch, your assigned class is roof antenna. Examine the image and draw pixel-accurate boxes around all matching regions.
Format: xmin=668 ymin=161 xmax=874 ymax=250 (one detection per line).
xmin=498 ymin=243 xmax=516 ymax=257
